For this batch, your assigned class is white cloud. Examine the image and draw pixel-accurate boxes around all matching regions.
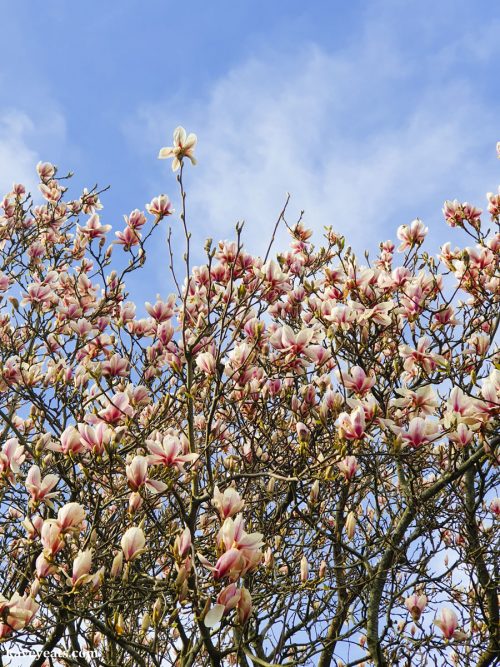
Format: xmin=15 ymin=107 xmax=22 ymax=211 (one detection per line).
xmin=125 ymin=15 xmax=499 ymax=261
xmin=0 ymin=108 xmax=67 ymax=198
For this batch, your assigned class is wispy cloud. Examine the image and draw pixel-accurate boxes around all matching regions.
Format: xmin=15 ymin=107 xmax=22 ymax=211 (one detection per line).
xmin=0 ymin=109 xmax=67 ymax=198
xmin=124 ymin=6 xmax=500 ymax=261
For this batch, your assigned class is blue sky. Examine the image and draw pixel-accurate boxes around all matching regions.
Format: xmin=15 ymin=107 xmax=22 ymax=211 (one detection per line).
xmin=1 ymin=0 xmax=500 ymax=301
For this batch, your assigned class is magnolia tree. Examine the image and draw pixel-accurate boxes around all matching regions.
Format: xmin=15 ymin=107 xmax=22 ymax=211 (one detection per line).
xmin=0 ymin=129 xmax=498 ymax=667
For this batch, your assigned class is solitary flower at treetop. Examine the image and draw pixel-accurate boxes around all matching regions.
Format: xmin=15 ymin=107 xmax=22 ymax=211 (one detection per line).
xmin=158 ymin=126 xmax=197 ymax=171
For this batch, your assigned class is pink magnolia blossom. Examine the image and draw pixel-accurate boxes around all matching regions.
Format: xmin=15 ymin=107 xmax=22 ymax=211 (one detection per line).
xmin=146 ymin=194 xmax=173 ymax=217
xmin=0 ymin=593 xmax=39 ymax=637
xmin=397 ymin=219 xmax=428 ymax=250
xmin=57 ymin=502 xmax=85 ymax=532
xmin=121 ymin=526 xmax=146 ymax=561
xmin=77 ymin=422 xmax=112 ymax=455
xmin=216 ymin=583 xmax=241 ymax=612
xmin=270 ymin=325 xmax=315 ymax=355
xmin=77 ymin=214 xmax=111 ymax=239
xmin=25 ymin=465 xmax=59 ymax=503
xmin=434 ymin=607 xmax=459 ymax=640
xmin=337 ymin=407 xmax=366 ymax=440
xmin=147 ymin=433 xmax=198 ymax=471
xmin=125 ymin=455 xmax=167 ymax=494
xmin=394 ymin=417 xmax=440 ymax=449
xmin=196 ymin=351 xmax=217 ymax=375
xmin=212 ymin=486 xmax=245 ymax=519
xmin=41 ymin=520 xmax=65 ymax=556
xmin=57 ymin=425 xmax=87 ymax=455
xmin=300 ymin=556 xmax=309 ymax=582
xmin=337 ymin=455 xmax=358 ymax=481
xmin=405 ymin=593 xmax=428 ymax=621
xmin=71 ymin=550 xmax=93 ymax=587
xmin=345 ymin=511 xmax=357 ymax=540
xmin=114 ymin=226 xmax=140 ymax=249
xmin=35 ymin=552 xmax=57 ymax=579
xmin=237 ymin=587 xmax=253 ymax=625
xmin=338 ymin=366 xmax=376 ymax=395
xmin=158 ymin=126 xmax=197 ymax=171
xmin=97 ymin=392 xmax=134 ymax=424
xmin=0 ymin=438 xmax=25 ymax=474
xmin=490 ymin=497 xmax=500 ymax=518
xmin=101 ymin=353 xmax=129 ymax=377
xmin=174 ymin=527 xmax=192 ymax=559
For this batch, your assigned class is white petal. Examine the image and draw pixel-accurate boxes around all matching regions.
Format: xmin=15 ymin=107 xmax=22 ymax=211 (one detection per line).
xmin=204 ymin=604 xmax=225 ymax=628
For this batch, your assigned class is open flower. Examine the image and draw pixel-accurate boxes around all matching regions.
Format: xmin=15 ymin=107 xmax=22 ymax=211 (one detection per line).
xmin=434 ymin=607 xmax=459 ymax=639
xmin=405 ymin=593 xmax=427 ymax=621
xmin=158 ymin=126 xmax=197 ymax=171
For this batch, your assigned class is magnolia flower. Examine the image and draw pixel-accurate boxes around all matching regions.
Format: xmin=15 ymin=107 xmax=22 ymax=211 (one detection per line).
xmin=41 ymin=521 xmax=64 ymax=556
xmin=212 ymin=486 xmax=245 ymax=519
xmin=196 ymin=351 xmax=217 ymax=375
xmin=71 ymin=550 xmax=93 ymax=587
xmin=57 ymin=503 xmax=85 ymax=532
xmin=35 ymin=552 xmax=57 ymax=579
xmin=434 ymin=607 xmax=459 ymax=639
xmin=337 ymin=407 xmax=366 ymax=440
xmin=158 ymin=126 xmax=197 ymax=171
xmin=0 ymin=593 xmax=39 ymax=637
xmin=238 ymin=587 xmax=253 ymax=624
xmin=397 ymin=219 xmax=428 ymax=250
xmin=126 ymin=455 xmax=167 ymax=494
xmin=395 ymin=417 xmax=440 ymax=449
xmin=405 ymin=593 xmax=428 ymax=621
xmin=345 ymin=511 xmax=357 ymax=540
xmin=174 ymin=527 xmax=192 ymax=559
xmin=300 ymin=556 xmax=309 ymax=582
xmin=77 ymin=214 xmax=111 ymax=239
xmin=146 ymin=194 xmax=174 ymax=217
xmin=25 ymin=465 xmax=59 ymax=503
xmin=110 ymin=551 xmax=123 ymax=578
xmin=216 ymin=583 xmax=241 ymax=612
xmin=0 ymin=438 xmax=25 ymax=474
xmin=338 ymin=366 xmax=376 ymax=395
xmin=147 ymin=433 xmax=198 ymax=471
xmin=77 ymin=422 xmax=112 ymax=456
xmin=121 ymin=526 xmax=146 ymax=561
xmin=337 ymin=455 xmax=358 ymax=481
xmin=490 ymin=497 xmax=500 ymax=518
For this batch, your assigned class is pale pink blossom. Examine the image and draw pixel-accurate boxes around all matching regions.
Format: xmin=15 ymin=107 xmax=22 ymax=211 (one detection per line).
xmin=434 ymin=607 xmax=459 ymax=640
xmin=337 ymin=407 xmax=366 ymax=440
xmin=394 ymin=417 xmax=440 ymax=449
xmin=338 ymin=366 xmax=376 ymax=395
xmin=397 ymin=219 xmax=428 ymax=250
xmin=146 ymin=194 xmax=174 ymax=217
xmin=40 ymin=520 xmax=64 ymax=556
xmin=337 ymin=455 xmax=358 ymax=481
xmin=196 ymin=351 xmax=217 ymax=375
xmin=71 ymin=550 xmax=93 ymax=587
xmin=174 ymin=527 xmax=192 ymax=559
xmin=121 ymin=526 xmax=146 ymax=561
xmin=158 ymin=126 xmax=197 ymax=171
xmin=147 ymin=433 xmax=198 ymax=471
xmin=300 ymin=556 xmax=309 ymax=582
xmin=212 ymin=486 xmax=245 ymax=519
xmin=405 ymin=593 xmax=428 ymax=621
xmin=237 ymin=587 xmax=252 ymax=624
xmin=25 ymin=465 xmax=59 ymax=503
xmin=345 ymin=511 xmax=357 ymax=540
xmin=57 ymin=502 xmax=85 ymax=532
xmin=216 ymin=583 xmax=241 ymax=612
xmin=490 ymin=497 xmax=500 ymax=518
xmin=0 ymin=438 xmax=25 ymax=474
